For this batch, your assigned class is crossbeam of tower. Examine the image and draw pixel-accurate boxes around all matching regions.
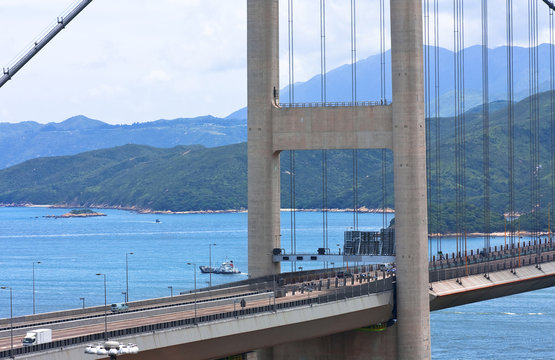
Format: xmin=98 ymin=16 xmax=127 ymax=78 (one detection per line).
xmin=247 ymin=1 xmax=429 ymax=359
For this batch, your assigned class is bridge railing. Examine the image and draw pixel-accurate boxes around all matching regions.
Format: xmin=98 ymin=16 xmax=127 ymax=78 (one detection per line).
xmin=278 ymin=100 xmax=390 ymax=108
xmin=0 ymin=276 xmax=395 ymax=359
xmin=429 ymin=238 xmax=555 ymax=282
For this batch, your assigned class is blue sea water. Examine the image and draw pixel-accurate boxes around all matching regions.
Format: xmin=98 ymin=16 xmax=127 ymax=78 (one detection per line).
xmin=0 ymin=207 xmax=554 ymax=358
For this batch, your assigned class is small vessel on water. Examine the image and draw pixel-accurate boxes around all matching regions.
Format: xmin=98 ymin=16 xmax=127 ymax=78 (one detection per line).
xmin=199 ymin=260 xmax=240 ymax=274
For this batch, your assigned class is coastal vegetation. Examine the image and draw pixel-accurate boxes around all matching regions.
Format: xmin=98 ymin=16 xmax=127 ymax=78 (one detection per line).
xmin=44 ymin=209 xmax=106 ymax=218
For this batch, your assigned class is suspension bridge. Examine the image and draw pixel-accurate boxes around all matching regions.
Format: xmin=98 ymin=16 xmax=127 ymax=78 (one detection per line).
xmin=1 ymin=0 xmax=555 ymax=359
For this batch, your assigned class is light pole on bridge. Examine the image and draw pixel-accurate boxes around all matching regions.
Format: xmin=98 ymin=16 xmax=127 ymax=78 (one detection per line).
xmin=208 ymin=243 xmax=216 ymax=288
xmin=125 ymin=252 xmax=133 ymax=303
xmin=1 ymin=286 xmax=13 ymax=359
xmin=96 ymin=273 xmax=108 ymax=340
xmin=32 ymin=261 xmax=41 ymax=314
xmin=186 ymin=262 xmax=197 ymax=324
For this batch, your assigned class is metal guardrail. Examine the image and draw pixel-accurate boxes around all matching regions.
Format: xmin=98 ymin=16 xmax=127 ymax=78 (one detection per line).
xmin=279 ymin=100 xmax=390 ymax=108
xmin=429 ymin=239 xmax=555 ymax=282
xmin=0 ymin=276 xmax=395 ymax=359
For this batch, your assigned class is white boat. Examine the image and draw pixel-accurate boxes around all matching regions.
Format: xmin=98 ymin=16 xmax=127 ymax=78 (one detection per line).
xmin=199 ymin=260 xmax=240 ymax=274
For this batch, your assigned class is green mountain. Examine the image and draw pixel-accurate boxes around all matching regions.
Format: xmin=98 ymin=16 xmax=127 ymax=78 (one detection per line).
xmin=0 ymin=144 xmax=248 ymax=211
xmin=0 ymin=91 xmax=554 ymax=232
xmin=0 ymin=115 xmax=246 ymax=169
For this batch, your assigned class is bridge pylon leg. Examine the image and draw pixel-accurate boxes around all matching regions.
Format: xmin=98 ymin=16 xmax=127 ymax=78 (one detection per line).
xmin=390 ymin=0 xmax=431 ymax=358
xmin=247 ymin=0 xmax=281 ymax=279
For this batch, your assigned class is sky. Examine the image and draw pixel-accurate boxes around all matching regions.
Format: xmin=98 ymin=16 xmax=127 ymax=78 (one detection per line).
xmin=0 ymin=0 xmax=552 ymax=125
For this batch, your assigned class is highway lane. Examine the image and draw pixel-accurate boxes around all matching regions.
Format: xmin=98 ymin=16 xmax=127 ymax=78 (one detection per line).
xmin=0 ymin=291 xmax=275 ymax=350
xmin=0 ymin=288 xmax=258 ymax=331
xmin=0 ymin=275 xmax=385 ymax=352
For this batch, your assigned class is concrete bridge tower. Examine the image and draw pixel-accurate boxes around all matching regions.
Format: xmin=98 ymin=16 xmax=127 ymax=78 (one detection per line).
xmin=247 ymin=0 xmax=430 ymax=358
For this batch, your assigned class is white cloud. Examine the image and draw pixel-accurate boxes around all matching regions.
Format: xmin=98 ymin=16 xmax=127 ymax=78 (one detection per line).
xmin=144 ymin=70 xmax=171 ymax=83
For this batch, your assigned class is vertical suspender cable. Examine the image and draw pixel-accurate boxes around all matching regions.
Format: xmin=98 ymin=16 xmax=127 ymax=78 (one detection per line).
xmin=320 ymin=0 xmax=329 ymax=260
xmin=529 ymin=0 xmax=534 ymax=246
xmin=454 ymin=0 xmax=467 ymax=273
xmin=528 ymin=0 xmax=540 ymax=252
xmin=320 ymin=0 xmax=327 ymax=105
xmin=351 ymin=0 xmax=359 ymax=230
xmin=287 ymin=0 xmax=296 ymax=271
xmin=482 ymin=0 xmax=491 ymax=261
xmin=453 ymin=0 xmax=461 ymax=263
xmin=528 ymin=0 xmax=535 ymax=248
xmin=288 ymin=0 xmax=295 ymax=104
xmin=551 ymin=7 xmax=555 ymax=241
xmin=425 ymin=0 xmax=432 ymax=259
xmin=434 ymin=0 xmax=442 ymax=256
xmin=351 ymin=0 xmax=358 ymax=105
xmin=507 ymin=0 xmax=516 ymax=253
xmin=289 ymin=150 xmax=297 ymax=271
xmin=535 ymin=0 xmax=540 ymax=246
xmin=380 ymin=0 xmax=388 ymax=233
xmin=380 ymin=0 xmax=387 ymax=105
xmin=461 ymin=0 xmax=467 ymax=269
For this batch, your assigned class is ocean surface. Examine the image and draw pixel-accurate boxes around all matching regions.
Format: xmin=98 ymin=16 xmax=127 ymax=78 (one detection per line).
xmin=0 ymin=207 xmax=554 ymax=359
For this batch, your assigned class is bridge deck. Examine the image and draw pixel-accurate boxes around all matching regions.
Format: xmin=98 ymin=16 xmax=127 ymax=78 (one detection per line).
xmin=3 ymin=245 xmax=555 ymax=359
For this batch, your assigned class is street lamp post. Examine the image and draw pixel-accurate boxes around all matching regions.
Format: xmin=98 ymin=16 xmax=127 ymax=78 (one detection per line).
xmin=96 ymin=273 xmax=108 ymax=340
xmin=168 ymin=286 xmax=173 ymax=297
xmin=1 ymin=286 xmax=13 ymax=359
xmin=125 ymin=252 xmax=133 ymax=303
xmin=33 ymin=261 xmax=41 ymax=314
xmin=208 ymin=243 xmax=216 ymax=288
xmin=186 ymin=263 xmax=197 ymax=323
xmin=80 ymin=297 xmax=85 ymax=309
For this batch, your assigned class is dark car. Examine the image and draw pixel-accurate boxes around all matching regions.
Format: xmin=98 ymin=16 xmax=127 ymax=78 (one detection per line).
xmin=336 ymin=271 xmax=353 ymax=278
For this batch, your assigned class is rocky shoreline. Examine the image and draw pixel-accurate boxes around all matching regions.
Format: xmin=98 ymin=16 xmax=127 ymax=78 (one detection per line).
xmin=44 ymin=210 xmax=106 ymax=219
xmin=0 ymin=203 xmax=395 ymax=215
xmin=3 ymin=203 xmax=552 ymax=238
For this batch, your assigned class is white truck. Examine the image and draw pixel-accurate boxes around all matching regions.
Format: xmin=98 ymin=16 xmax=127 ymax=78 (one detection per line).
xmin=22 ymin=328 xmax=52 ymax=346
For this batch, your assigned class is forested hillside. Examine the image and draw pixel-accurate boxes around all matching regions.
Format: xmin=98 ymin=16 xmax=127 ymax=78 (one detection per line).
xmin=0 ymin=91 xmax=553 ymax=232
